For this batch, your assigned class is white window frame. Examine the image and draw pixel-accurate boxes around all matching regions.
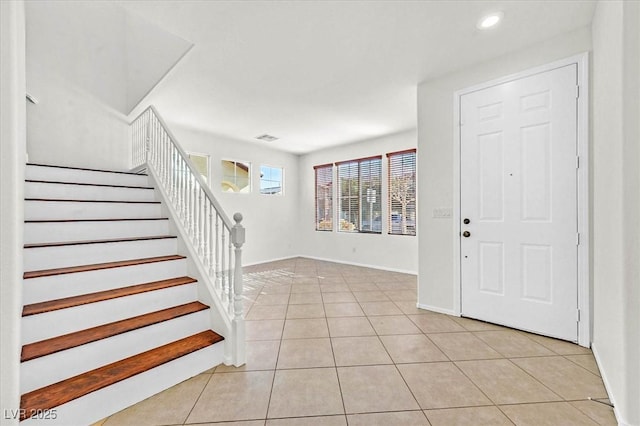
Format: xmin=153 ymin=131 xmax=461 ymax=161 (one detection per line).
xmin=259 ymin=164 xmax=285 ymax=196
xmin=186 ymin=151 xmax=211 ymax=184
xmin=221 ymin=159 xmax=252 ymax=194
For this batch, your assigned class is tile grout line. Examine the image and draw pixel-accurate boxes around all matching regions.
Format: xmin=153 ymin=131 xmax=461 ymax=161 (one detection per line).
xmin=263 ymin=280 xmax=293 ymax=422
xmin=504 ymin=356 xmax=576 ymax=402
xmin=324 ymin=283 xmax=348 ymax=420
xmin=558 ymin=399 xmax=616 ymax=425
xmin=345 ymin=273 xmax=428 ymax=423
xmin=560 ymin=353 xmax=604 ymax=378
xmin=180 ymin=370 xmax=216 ymax=425
xmin=229 ymin=259 xmax=610 ymax=424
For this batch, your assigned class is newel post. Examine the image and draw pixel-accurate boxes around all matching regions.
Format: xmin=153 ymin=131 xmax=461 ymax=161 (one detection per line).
xmin=231 ymin=212 xmax=246 ymax=366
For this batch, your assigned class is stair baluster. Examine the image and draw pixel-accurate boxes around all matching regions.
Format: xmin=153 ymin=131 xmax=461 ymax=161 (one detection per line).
xmin=131 ymin=106 xmax=245 ymax=366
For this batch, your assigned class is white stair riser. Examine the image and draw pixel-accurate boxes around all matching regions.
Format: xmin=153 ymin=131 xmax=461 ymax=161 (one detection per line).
xmin=26 ymin=166 xmax=149 ymax=187
xmin=21 ymin=342 xmax=224 ymax=426
xmin=25 ymin=200 xmax=161 ymax=220
xmin=25 ymin=181 xmax=156 ymax=202
xmin=23 ymin=259 xmax=187 ymax=304
xmin=21 ymin=310 xmax=210 ymax=393
xmin=22 ymin=284 xmax=198 ymax=344
xmin=24 ymin=220 xmax=169 ymax=245
xmin=24 ymin=238 xmax=177 ymax=271
xmin=19 ymin=165 xmax=230 ymax=426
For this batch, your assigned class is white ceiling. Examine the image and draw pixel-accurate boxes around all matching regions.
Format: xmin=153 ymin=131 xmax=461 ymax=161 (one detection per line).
xmin=119 ymin=0 xmax=596 ymax=154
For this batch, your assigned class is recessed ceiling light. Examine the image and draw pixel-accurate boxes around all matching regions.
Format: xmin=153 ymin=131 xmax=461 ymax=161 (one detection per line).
xmin=255 ymin=134 xmax=279 ymax=142
xmin=477 ymin=12 xmax=504 ymax=30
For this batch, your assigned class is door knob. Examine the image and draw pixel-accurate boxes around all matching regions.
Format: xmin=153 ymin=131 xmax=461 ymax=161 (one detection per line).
xmin=462 ymin=231 xmax=471 ymax=238
xmin=463 ymin=218 xmax=471 ymax=224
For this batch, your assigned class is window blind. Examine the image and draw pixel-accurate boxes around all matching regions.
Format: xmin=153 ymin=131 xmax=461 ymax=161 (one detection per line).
xmin=314 ymin=164 xmax=333 ymax=231
xmin=387 ymin=149 xmax=416 ymax=235
xmin=337 ymin=156 xmax=382 ymax=233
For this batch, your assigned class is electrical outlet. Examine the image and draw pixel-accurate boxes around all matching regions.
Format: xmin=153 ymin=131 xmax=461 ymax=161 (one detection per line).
xmin=433 ymin=208 xmax=452 ymax=218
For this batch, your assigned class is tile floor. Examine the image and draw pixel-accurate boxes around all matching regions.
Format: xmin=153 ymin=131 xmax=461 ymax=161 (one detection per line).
xmin=97 ymin=258 xmax=616 ymax=426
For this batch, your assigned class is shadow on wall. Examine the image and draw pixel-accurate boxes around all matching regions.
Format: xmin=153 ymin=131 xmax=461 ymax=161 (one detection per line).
xmin=26 ymin=1 xmax=193 ymax=115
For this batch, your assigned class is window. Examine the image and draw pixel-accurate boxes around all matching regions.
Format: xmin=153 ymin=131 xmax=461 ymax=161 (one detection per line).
xmin=337 ymin=156 xmax=382 ymax=233
xmin=314 ymin=164 xmax=333 ymax=231
xmin=187 ymin=152 xmax=210 ymax=183
xmin=260 ymin=165 xmax=284 ymax=195
xmin=221 ymin=160 xmax=251 ymax=193
xmin=388 ymin=149 xmax=416 ymax=235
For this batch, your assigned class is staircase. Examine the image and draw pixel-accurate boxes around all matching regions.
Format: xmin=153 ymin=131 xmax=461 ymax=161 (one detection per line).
xmin=20 ymin=163 xmax=226 ymax=425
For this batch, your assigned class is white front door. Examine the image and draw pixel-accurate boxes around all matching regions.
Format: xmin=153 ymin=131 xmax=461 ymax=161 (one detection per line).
xmin=460 ymin=64 xmax=578 ymax=341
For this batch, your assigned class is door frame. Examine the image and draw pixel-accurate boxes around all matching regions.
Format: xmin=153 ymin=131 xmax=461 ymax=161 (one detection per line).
xmin=452 ymin=53 xmax=590 ymax=347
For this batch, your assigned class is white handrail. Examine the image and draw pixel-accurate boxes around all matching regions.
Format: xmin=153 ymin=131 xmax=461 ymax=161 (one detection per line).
xmin=133 ymin=106 xmax=233 ymax=228
xmin=130 ymin=106 xmax=246 ymax=366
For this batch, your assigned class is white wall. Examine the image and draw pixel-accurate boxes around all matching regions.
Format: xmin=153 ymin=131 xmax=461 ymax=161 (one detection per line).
xmin=125 ymin=11 xmax=193 ymax=114
xmin=298 ymin=130 xmax=418 ymax=274
xmin=0 ymin=0 xmax=26 ymax=423
xmin=25 ymin=1 xmax=192 ymax=171
xmin=591 ymin=1 xmax=640 ymax=424
xmin=170 ymin=125 xmax=300 ymax=266
xmin=25 ymin=1 xmax=130 ymax=170
xmin=416 ymin=26 xmax=591 ymax=312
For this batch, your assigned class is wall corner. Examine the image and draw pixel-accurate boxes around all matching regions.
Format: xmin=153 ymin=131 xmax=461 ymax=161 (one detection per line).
xmin=0 ymin=0 xmax=27 ymax=423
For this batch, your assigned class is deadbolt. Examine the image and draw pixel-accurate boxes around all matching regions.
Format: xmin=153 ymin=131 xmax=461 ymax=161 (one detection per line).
xmin=463 ymin=218 xmax=470 ymax=225
xmin=462 ymin=231 xmax=471 ymax=238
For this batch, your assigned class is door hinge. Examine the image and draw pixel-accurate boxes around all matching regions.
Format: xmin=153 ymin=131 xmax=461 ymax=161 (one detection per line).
xmin=575 ymin=85 xmax=580 ymax=99
xmin=576 ymin=156 xmax=580 ymax=169
xmin=26 ymin=93 xmax=39 ymax=105
xmin=576 ymin=233 xmax=581 ymax=245
xmin=577 ymin=309 xmax=581 ymax=322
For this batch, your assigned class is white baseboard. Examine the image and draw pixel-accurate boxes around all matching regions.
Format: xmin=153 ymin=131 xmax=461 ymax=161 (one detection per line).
xmin=298 ymin=255 xmax=417 ymax=276
xmin=417 ymin=303 xmax=458 ymax=316
xmin=591 ymin=343 xmax=629 ymax=426
xmin=243 ymin=255 xmax=300 ymax=267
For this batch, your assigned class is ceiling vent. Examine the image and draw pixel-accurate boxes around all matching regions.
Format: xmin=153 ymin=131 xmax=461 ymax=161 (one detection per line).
xmin=255 ymin=134 xmax=279 ymax=142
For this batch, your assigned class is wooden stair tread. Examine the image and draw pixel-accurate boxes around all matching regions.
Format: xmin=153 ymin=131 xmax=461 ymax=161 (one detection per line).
xmin=21 ymin=302 xmax=209 ymax=362
xmin=25 ymin=198 xmax=160 ymax=204
xmin=19 ymin=330 xmax=223 ymax=421
xmin=25 ymin=179 xmax=154 ymax=190
xmin=22 ymin=276 xmax=197 ymax=316
xmin=24 ymin=255 xmax=185 ymax=279
xmin=25 ymin=218 xmax=169 ymax=223
xmin=26 ymin=163 xmax=147 ymax=176
xmin=24 ymin=235 xmax=177 ymax=249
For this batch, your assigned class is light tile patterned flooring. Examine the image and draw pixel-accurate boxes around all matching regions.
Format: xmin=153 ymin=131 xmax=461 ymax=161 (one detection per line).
xmin=98 ymin=258 xmax=615 ymax=425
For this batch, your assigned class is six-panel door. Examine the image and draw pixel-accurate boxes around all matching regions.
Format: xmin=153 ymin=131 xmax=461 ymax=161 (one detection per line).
xmin=460 ymin=64 xmax=579 ymax=342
